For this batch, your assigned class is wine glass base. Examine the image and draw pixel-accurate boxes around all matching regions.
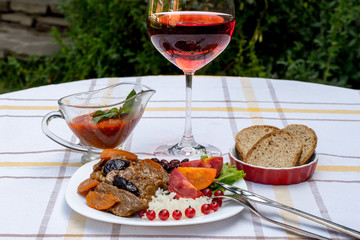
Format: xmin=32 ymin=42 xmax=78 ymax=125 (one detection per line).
xmin=154 ymin=142 xmax=222 ymax=159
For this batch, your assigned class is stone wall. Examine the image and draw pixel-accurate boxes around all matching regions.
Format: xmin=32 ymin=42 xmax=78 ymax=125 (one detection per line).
xmin=0 ymin=0 xmax=68 ymax=59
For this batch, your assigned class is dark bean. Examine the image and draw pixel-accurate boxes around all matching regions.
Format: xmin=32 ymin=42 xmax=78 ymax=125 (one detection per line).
xmin=151 ymin=158 xmax=160 ymax=163
xmin=181 ymin=158 xmax=189 ymax=163
xmin=168 ymin=161 xmax=179 ymax=169
xmin=113 ymin=175 xmax=139 ymax=195
xmin=103 ymin=159 xmax=130 ymax=175
xmin=170 ymin=159 xmax=180 ymax=166
xmin=160 ymin=159 xmax=169 ymax=170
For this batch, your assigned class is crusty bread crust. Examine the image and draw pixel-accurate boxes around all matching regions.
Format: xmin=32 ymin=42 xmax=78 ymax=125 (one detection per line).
xmin=235 ymin=125 xmax=279 ymax=159
xmin=244 ymin=130 xmax=303 ymax=168
xmin=283 ymin=124 xmax=317 ymax=165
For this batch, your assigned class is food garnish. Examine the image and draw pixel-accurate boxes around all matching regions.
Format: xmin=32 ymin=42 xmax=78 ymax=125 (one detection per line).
xmin=184 ymin=207 xmax=196 ymax=218
xmin=91 ymin=89 xmax=138 ymax=123
xmin=146 ymin=210 xmax=156 ymax=221
xmin=172 ymin=210 xmax=182 ymax=220
xmin=158 ymin=209 xmax=170 ymax=221
xmin=209 ymin=163 xmax=246 ymax=192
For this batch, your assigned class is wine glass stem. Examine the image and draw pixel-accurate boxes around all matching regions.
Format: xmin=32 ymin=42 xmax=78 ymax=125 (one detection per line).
xmin=179 ymin=72 xmax=198 ymax=148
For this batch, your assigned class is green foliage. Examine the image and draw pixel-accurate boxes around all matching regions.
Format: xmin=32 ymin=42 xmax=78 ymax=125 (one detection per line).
xmin=0 ymin=0 xmax=359 ymax=93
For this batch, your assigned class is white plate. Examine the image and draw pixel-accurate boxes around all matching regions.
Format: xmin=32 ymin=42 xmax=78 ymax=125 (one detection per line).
xmin=65 ymin=160 xmax=247 ymax=226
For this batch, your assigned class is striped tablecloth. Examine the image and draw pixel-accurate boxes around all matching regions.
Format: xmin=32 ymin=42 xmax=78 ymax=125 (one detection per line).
xmin=0 ymin=75 xmax=359 ymax=239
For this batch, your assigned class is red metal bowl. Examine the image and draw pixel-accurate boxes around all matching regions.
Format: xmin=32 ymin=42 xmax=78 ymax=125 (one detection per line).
xmin=229 ymin=146 xmax=318 ymax=185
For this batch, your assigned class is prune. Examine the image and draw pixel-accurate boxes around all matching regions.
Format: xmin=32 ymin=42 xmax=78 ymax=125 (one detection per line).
xmin=103 ymin=159 xmax=130 ymax=175
xmin=113 ymin=175 xmax=139 ymax=195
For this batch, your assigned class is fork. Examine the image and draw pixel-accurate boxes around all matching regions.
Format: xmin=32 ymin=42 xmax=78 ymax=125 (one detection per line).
xmin=215 ymin=181 xmax=360 ymax=239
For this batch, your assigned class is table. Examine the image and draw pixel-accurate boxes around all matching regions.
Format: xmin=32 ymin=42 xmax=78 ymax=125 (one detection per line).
xmin=0 ymin=75 xmax=359 ymax=240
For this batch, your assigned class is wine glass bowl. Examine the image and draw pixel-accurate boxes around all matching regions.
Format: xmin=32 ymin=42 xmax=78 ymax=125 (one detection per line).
xmin=147 ymin=0 xmax=235 ymax=157
xmin=148 ymin=12 xmax=235 ymax=72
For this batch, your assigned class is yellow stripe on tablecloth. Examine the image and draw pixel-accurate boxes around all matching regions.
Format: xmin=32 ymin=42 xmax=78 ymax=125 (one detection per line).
xmin=241 ymin=78 xmax=265 ymax=125
xmin=149 ymin=107 xmax=360 ymax=114
xmin=0 ymin=106 xmax=59 ymax=110
xmin=65 ymin=210 xmax=87 ymax=240
xmin=2 ymin=105 xmax=360 ymax=114
xmin=316 ymin=165 xmax=360 ymax=172
xmin=0 ymin=162 xmax=83 ymax=167
xmin=241 ymin=77 xmax=300 ymax=237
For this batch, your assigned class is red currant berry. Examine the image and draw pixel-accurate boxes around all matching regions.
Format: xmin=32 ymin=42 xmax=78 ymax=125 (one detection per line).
xmin=211 ymin=200 xmax=219 ymax=211
xmin=172 ymin=210 xmax=182 ymax=220
xmin=185 ymin=207 xmax=196 ymax=218
xmin=201 ymin=188 xmax=212 ymax=197
xmin=146 ymin=210 xmax=156 ymax=221
xmin=138 ymin=209 xmax=147 ymax=218
xmin=201 ymin=204 xmax=212 ymax=215
xmin=214 ymin=190 xmax=224 ymax=196
xmin=212 ymin=197 xmax=223 ymax=207
xmin=158 ymin=209 xmax=169 ymax=221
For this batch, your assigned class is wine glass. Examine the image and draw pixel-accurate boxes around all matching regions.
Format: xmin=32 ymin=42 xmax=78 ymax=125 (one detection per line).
xmin=147 ymin=0 xmax=236 ymax=157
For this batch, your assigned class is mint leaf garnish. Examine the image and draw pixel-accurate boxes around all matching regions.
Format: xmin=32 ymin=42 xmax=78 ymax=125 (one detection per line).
xmin=91 ymin=107 xmax=120 ymax=123
xmin=90 ymin=89 xmax=139 ymax=123
xmin=120 ymin=89 xmax=137 ymax=115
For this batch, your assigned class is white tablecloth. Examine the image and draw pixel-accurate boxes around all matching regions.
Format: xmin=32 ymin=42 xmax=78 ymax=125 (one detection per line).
xmin=0 ymin=75 xmax=359 ymax=239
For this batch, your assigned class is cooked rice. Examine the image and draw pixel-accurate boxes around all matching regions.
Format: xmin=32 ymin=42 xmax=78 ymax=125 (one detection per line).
xmin=145 ymin=188 xmax=212 ymax=221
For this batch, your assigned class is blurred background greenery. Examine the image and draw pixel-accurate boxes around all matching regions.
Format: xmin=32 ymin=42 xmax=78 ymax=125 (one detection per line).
xmin=0 ymin=0 xmax=359 ymax=93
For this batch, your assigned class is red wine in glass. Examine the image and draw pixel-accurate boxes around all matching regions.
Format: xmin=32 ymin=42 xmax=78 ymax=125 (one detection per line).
xmin=147 ymin=3 xmax=235 ymax=157
xmin=148 ymin=12 xmax=235 ymax=72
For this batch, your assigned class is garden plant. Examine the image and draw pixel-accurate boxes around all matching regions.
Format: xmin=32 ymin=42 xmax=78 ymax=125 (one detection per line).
xmin=0 ymin=0 xmax=359 ymax=93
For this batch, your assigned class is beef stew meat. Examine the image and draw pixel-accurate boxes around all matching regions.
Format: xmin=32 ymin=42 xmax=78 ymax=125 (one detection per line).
xmin=95 ymin=182 xmax=146 ymax=217
xmin=89 ymin=158 xmax=169 ymax=217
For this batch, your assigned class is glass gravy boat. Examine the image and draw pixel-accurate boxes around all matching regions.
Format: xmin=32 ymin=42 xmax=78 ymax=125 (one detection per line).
xmin=42 ymin=82 xmax=155 ymax=163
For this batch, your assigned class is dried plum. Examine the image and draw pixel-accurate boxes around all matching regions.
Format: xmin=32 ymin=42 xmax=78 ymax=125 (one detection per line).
xmin=112 ymin=175 xmax=139 ymax=195
xmin=103 ymin=159 xmax=130 ymax=175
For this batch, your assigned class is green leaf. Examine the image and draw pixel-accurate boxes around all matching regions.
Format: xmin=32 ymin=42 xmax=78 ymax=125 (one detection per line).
xmin=92 ymin=110 xmax=106 ymax=117
xmin=209 ymin=163 xmax=245 ymax=192
xmin=120 ymin=89 xmax=137 ymax=115
xmin=91 ymin=107 xmax=119 ymax=123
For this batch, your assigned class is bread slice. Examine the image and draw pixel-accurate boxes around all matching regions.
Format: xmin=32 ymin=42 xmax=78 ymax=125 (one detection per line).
xmin=235 ymin=125 xmax=279 ymax=159
xmin=244 ymin=130 xmax=303 ymax=168
xmin=283 ymin=124 xmax=317 ymax=165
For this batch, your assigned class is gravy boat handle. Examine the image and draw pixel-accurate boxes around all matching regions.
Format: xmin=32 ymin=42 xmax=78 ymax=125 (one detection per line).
xmin=215 ymin=181 xmax=360 ymax=239
xmin=42 ymin=110 xmax=98 ymax=153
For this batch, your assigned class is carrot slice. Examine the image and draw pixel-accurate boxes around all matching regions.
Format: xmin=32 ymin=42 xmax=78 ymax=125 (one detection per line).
xmin=100 ymin=149 xmax=138 ymax=161
xmin=177 ymin=167 xmax=217 ymax=190
xmin=77 ymin=178 xmax=100 ymax=194
xmin=86 ymin=191 xmax=121 ymax=210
